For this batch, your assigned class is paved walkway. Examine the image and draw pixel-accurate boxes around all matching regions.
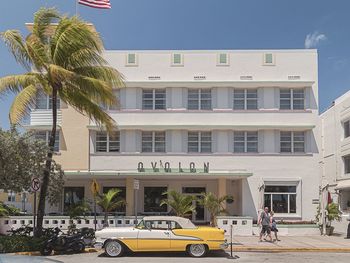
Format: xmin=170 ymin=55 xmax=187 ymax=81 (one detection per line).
xmin=229 ymin=235 xmax=350 ymax=252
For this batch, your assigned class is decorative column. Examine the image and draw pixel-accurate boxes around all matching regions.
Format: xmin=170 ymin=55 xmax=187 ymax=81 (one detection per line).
xmin=125 ymin=177 xmax=135 ymax=216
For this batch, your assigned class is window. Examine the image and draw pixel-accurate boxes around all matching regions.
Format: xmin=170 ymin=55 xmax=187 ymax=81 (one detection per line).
xmin=264 ymin=185 xmax=297 ymax=214
xmin=144 ymin=187 xmax=167 ymax=213
xmin=188 ymin=131 xmax=212 ymax=153
xmin=344 ymin=155 xmax=350 ymax=174
xmin=36 ymin=92 xmax=60 ymax=109
xmin=103 ymin=187 xmax=126 ymax=213
xmin=100 ymin=90 xmax=120 ymax=111
xmin=263 ymin=53 xmax=274 ymax=65
xmin=96 ymin=131 xmax=120 ymax=153
xmin=344 ymin=120 xmax=350 ymax=139
xmin=142 ymin=131 xmax=166 ymax=153
xmin=280 ymin=89 xmax=305 ymax=110
xmin=142 ymin=89 xmax=166 ymax=110
xmin=171 ymin=53 xmax=183 ymax=66
xmin=64 ymin=187 xmax=84 ymax=211
xmin=34 ymin=131 xmax=60 ymax=152
xmin=188 ymin=89 xmax=212 ymax=110
xmin=7 ymin=191 xmax=15 ymax=202
xmin=217 ymin=53 xmax=229 ymax=65
xmin=233 ymin=89 xmax=258 ymax=110
xmin=233 ymin=131 xmax=258 ymax=153
xmin=126 ymin=53 xmax=137 ymax=66
xmin=280 ymin=131 xmax=305 ymax=153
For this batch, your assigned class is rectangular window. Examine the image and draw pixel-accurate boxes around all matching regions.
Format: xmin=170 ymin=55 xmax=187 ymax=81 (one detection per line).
xmin=264 ymin=185 xmax=297 ymax=214
xmin=233 ymin=131 xmax=258 ymax=153
xmin=280 ymin=89 xmax=305 ymax=110
xmin=64 ymin=187 xmax=84 ymax=211
xmin=95 ymin=131 xmax=120 ymax=153
xmin=34 ymin=131 xmax=60 ymax=152
xmin=103 ymin=187 xmax=126 ymax=213
xmin=188 ymin=89 xmax=212 ymax=110
xmin=36 ymin=92 xmax=60 ymax=109
xmin=171 ymin=53 xmax=183 ymax=66
xmin=142 ymin=89 xmax=166 ymax=110
xmin=217 ymin=53 xmax=229 ymax=65
xmin=144 ymin=187 xmax=167 ymax=213
xmin=233 ymin=89 xmax=258 ymax=110
xmin=101 ymin=90 xmax=120 ymax=111
xmin=126 ymin=53 xmax=137 ymax=66
xmin=188 ymin=131 xmax=212 ymax=153
xmin=280 ymin=131 xmax=305 ymax=153
xmin=344 ymin=120 xmax=350 ymax=139
xmin=344 ymin=155 xmax=350 ymax=174
xmin=142 ymin=131 xmax=166 ymax=153
xmin=7 ymin=191 xmax=15 ymax=202
xmin=263 ymin=53 xmax=274 ymax=65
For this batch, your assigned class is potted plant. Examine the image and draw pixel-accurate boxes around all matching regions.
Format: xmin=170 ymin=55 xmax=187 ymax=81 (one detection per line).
xmin=316 ymin=202 xmax=342 ymax=235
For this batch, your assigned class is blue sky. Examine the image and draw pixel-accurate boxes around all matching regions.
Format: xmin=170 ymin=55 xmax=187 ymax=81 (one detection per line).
xmin=1 ymin=0 xmax=350 ymax=129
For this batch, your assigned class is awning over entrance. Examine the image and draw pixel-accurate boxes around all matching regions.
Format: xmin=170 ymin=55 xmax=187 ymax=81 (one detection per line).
xmin=64 ymin=169 xmax=253 ymax=180
xmin=335 ymin=179 xmax=350 ymax=190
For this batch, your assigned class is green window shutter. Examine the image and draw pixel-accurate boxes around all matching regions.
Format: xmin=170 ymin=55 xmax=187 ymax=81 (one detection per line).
xmin=219 ymin=53 xmax=227 ymax=64
xmin=265 ymin=53 xmax=273 ymax=64
xmin=173 ymin=54 xmax=182 ymax=64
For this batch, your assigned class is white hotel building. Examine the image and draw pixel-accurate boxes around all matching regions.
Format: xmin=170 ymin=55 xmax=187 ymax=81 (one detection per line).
xmin=28 ymin=49 xmax=320 ymax=223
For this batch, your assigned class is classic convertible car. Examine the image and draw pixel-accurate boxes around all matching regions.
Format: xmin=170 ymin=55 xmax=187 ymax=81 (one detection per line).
xmin=94 ymin=216 xmax=228 ymax=257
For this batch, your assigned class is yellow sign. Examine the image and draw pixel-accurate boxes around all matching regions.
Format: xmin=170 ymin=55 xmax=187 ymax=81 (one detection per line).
xmin=90 ymin=179 xmax=100 ymax=196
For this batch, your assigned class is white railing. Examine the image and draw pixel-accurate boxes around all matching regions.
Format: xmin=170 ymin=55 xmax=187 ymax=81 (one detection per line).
xmin=0 ymin=216 xmax=143 ymax=235
xmin=30 ymin=110 xmax=62 ymax=126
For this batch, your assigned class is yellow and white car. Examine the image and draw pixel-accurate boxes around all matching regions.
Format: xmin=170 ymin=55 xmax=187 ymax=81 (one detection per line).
xmin=94 ymin=216 xmax=228 ymax=257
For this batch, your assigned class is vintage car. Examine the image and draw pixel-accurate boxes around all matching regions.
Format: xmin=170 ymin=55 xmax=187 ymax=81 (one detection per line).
xmin=94 ymin=216 xmax=228 ymax=257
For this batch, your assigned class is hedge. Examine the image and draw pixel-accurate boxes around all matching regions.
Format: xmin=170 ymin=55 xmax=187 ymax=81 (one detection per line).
xmin=0 ymin=235 xmax=46 ymax=253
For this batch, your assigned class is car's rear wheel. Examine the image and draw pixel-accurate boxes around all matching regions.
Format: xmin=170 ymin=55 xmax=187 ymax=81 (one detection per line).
xmin=187 ymin=244 xmax=207 ymax=257
xmin=105 ymin=240 xmax=124 ymax=257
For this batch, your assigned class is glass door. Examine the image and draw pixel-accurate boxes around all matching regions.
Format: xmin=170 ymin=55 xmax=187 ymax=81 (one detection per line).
xmin=182 ymin=187 xmax=206 ymax=223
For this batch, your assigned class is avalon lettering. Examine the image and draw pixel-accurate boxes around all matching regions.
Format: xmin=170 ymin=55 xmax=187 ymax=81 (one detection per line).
xmin=137 ymin=161 xmax=209 ymax=173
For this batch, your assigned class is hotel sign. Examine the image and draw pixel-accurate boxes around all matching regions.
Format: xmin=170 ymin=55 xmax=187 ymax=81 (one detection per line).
xmin=137 ymin=161 xmax=209 ymax=173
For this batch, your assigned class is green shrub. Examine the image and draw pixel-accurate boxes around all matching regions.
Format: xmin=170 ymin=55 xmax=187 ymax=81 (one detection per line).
xmin=0 ymin=235 xmax=46 ymax=253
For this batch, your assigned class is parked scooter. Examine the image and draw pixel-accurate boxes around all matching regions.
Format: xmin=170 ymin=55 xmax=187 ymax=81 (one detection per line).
xmin=40 ymin=227 xmax=85 ymax=256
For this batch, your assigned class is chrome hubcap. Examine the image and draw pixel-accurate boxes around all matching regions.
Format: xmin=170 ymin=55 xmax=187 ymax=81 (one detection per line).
xmin=106 ymin=241 xmax=122 ymax=257
xmin=190 ymin=244 xmax=205 ymax=257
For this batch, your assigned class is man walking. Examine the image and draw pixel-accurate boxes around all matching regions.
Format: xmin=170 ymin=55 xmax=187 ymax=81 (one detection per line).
xmin=258 ymin=207 xmax=273 ymax=242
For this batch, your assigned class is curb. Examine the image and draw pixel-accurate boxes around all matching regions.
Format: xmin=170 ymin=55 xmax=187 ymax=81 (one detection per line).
xmin=15 ymin=248 xmax=99 ymax=256
xmin=226 ymin=247 xmax=350 ymax=253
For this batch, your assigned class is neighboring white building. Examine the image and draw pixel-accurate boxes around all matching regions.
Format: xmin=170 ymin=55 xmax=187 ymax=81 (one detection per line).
xmin=28 ymin=49 xmax=320 ymax=223
xmin=320 ymin=90 xmax=350 ymax=217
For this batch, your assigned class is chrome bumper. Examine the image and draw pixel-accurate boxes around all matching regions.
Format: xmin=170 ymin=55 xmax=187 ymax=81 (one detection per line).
xmin=220 ymin=242 xmax=229 ymax=249
xmin=94 ymin=242 xmax=103 ymax=250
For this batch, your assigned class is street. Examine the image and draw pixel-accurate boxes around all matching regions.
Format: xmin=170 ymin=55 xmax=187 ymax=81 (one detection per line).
xmin=1 ymin=251 xmax=350 ymax=263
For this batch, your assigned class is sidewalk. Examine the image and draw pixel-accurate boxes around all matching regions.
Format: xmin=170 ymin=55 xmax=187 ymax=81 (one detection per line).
xmin=228 ymin=235 xmax=350 ymax=252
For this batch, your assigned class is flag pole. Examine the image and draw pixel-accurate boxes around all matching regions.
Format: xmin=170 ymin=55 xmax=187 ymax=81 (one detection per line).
xmin=75 ymin=0 xmax=78 ymax=16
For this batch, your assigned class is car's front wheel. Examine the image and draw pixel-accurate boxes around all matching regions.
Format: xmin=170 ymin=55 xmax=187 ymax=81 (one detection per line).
xmin=105 ymin=240 xmax=124 ymax=257
xmin=187 ymin=244 xmax=207 ymax=257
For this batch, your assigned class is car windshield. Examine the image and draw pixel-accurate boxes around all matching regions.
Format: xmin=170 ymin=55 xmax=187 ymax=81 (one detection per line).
xmin=136 ymin=220 xmax=145 ymax=229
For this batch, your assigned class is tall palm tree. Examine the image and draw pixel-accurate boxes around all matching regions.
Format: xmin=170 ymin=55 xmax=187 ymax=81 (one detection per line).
xmin=97 ymin=188 xmax=125 ymax=227
xmin=0 ymin=8 xmax=123 ymax=236
xmin=198 ymin=192 xmax=233 ymax=226
xmin=160 ymin=190 xmax=196 ymax=218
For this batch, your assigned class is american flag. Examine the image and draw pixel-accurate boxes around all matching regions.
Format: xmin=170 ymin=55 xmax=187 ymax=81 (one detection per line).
xmin=78 ymin=0 xmax=111 ymax=9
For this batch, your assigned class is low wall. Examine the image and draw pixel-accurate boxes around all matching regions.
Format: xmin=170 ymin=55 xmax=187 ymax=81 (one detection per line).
xmin=217 ymin=216 xmax=253 ymax=236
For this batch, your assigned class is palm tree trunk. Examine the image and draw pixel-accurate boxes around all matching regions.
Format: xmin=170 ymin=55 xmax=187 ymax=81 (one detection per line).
xmin=104 ymin=211 xmax=109 ymax=227
xmin=35 ymin=87 xmax=58 ymax=237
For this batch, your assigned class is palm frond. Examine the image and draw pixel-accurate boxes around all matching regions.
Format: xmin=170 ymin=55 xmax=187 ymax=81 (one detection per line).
xmin=0 ymin=74 xmax=40 ymax=95
xmin=25 ymin=34 xmax=50 ymax=71
xmin=9 ymin=84 xmax=38 ymax=124
xmin=32 ymin=7 xmax=60 ymax=44
xmin=59 ymin=87 xmax=116 ymax=132
xmin=0 ymin=30 xmax=31 ymax=70
xmin=64 ymin=48 xmax=108 ymax=69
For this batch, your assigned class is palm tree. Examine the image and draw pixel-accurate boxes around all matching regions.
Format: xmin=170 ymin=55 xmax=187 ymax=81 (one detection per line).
xmin=198 ymin=192 xmax=233 ymax=227
xmin=97 ymin=188 xmax=125 ymax=227
xmin=0 ymin=8 xmax=123 ymax=236
xmin=160 ymin=190 xmax=196 ymax=217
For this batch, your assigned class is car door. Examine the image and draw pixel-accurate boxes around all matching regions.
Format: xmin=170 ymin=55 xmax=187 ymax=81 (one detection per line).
xmin=137 ymin=220 xmax=171 ymax=251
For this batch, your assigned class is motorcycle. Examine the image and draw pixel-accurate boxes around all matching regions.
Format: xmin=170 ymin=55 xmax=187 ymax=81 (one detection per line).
xmin=40 ymin=227 xmax=85 ymax=256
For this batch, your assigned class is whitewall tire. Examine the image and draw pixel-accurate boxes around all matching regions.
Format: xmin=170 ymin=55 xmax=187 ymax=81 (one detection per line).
xmin=105 ymin=240 xmax=124 ymax=257
xmin=188 ymin=244 xmax=207 ymax=257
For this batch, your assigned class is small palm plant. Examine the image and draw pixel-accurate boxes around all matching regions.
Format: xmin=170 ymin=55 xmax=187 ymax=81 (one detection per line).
xmin=198 ymin=192 xmax=233 ymax=227
xmin=97 ymin=188 xmax=125 ymax=227
xmin=160 ymin=190 xmax=196 ymax=218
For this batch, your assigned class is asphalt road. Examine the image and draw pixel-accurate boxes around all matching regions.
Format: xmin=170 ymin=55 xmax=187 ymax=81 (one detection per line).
xmin=1 ymin=251 xmax=350 ymax=263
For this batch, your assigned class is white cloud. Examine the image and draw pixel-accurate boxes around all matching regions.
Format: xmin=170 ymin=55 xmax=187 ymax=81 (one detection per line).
xmin=304 ymin=31 xmax=327 ymax=48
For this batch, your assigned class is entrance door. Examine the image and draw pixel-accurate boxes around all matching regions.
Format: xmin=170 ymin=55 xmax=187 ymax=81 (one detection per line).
xmin=182 ymin=187 xmax=206 ymax=223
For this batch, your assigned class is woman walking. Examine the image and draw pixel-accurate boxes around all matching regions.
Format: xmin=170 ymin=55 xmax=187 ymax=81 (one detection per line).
xmin=270 ymin=211 xmax=281 ymax=241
